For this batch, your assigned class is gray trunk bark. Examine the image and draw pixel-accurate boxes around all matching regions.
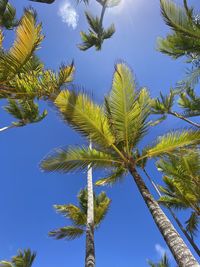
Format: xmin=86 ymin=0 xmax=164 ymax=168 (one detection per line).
xmin=143 ymin=168 xmax=200 ymax=258
xmin=129 ymin=165 xmax=199 ymax=267
xmin=85 ymin=141 xmax=95 ymax=267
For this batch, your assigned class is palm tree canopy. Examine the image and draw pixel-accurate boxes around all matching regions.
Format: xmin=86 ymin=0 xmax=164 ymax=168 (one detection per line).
xmin=49 ymin=189 xmax=111 ymax=240
xmin=0 ymin=249 xmax=36 ymax=267
xmin=41 ymin=63 xmax=200 ymax=187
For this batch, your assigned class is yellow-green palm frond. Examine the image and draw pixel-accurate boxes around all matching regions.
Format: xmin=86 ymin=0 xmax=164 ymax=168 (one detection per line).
xmin=106 ymin=63 xmax=150 ymax=153
xmin=54 ymin=204 xmax=87 ymax=226
xmin=95 ymin=167 xmax=127 ymax=186
xmin=49 ymin=226 xmax=84 ymax=240
xmin=0 ymin=0 xmax=18 ymax=29
xmin=0 ymin=8 xmax=44 ymax=81
xmin=55 ymin=89 xmax=115 ymax=148
xmin=143 ymin=129 xmax=200 ymax=159
xmin=94 ymin=191 xmax=111 ymax=226
xmin=57 ymin=63 xmax=75 ymax=87
xmin=40 ymin=146 xmax=122 ymax=173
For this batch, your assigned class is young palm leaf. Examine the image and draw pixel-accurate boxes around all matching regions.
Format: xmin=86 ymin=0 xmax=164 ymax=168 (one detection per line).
xmin=41 ymin=63 xmax=200 ymax=266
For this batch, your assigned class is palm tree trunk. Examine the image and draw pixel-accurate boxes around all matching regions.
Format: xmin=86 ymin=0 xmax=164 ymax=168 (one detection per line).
xmin=85 ymin=141 xmax=95 ymax=267
xmin=0 ymin=125 xmax=16 ymax=132
xmin=128 ymin=163 xmax=199 ymax=267
xmin=143 ymin=168 xmax=200 ymax=258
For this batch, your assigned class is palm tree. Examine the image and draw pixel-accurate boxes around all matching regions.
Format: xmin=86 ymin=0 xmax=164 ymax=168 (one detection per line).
xmin=0 ymin=249 xmax=36 ymax=267
xmin=49 ymin=188 xmax=111 ymax=240
xmin=0 ymin=99 xmax=47 ymax=132
xmin=41 ymin=63 xmax=200 ymax=266
xmin=0 ymin=0 xmax=18 ymax=29
xmin=148 ymin=253 xmax=171 ymax=267
xmin=157 ymin=150 xmax=200 ymax=240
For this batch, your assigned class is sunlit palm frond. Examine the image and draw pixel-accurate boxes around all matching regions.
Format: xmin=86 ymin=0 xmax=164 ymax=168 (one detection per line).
xmin=95 ymin=167 xmax=127 ymax=186
xmin=0 ymin=8 xmax=44 ymax=81
xmin=54 ymin=204 xmax=87 ymax=226
xmin=143 ymin=129 xmax=200 ymax=158
xmin=55 ymin=89 xmax=115 ymax=148
xmin=0 ymin=262 xmax=13 ymax=267
xmin=41 ymin=146 xmax=122 ymax=173
xmin=148 ymin=253 xmax=170 ymax=267
xmin=107 ymin=64 xmax=150 ymax=153
xmin=49 ymin=226 xmax=84 ymax=240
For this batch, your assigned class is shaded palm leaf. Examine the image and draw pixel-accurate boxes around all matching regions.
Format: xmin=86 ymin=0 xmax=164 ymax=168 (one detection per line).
xmin=49 ymin=226 xmax=84 ymax=240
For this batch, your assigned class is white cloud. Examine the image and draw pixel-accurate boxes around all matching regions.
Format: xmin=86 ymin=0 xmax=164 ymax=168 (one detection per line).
xmin=58 ymin=1 xmax=79 ymax=30
xmin=155 ymin=243 xmax=167 ymax=258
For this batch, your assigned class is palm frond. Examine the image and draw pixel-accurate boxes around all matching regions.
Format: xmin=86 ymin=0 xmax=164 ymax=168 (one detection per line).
xmin=55 ymin=89 xmax=115 ymax=148
xmin=185 ymin=212 xmax=199 ymax=239
xmin=95 ymin=167 xmax=127 ymax=186
xmin=0 ymin=0 xmax=18 ymax=29
xmin=144 ymin=129 xmax=200 ymax=158
xmin=41 ymin=146 xmax=122 ymax=173
xmin=54 ymin=204 xmax=86 ymax=226
xmin=4 ymin=99 xmax=47 ymax=126
xmin=107 ymin=64 xmax=150 ymax=153
xmin=49 ymin=226 xmax=84 ymax=240
xmin=0 ymin=8 xmax=44 ymax=81
xmin=12 ymin=250 xmax=36 ymax=267
xmin=94 ymin=192 xmax=111 ymax=226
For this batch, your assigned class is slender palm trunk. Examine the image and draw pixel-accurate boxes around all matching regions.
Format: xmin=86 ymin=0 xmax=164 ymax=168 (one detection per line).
xmin=0 ymin=125 xmax=16 ymax=132
xmin=128 ymin=163 xmax=199 ymax=267
xmin=85 ymin=141 xmax=95 ymax=267
xmin=143 ymin=168 xmax=200 ymax=258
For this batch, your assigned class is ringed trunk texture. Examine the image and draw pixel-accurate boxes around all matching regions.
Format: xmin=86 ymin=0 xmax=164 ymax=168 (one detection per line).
xmin=85 ymin=141 xmax=95 ymax=267
xmin=143 ymin=169 xmax=200 ymax=257
xmin=129 ymin=165 xmax=199 ymax=267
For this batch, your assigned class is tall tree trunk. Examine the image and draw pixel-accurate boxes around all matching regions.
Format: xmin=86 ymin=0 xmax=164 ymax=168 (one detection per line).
xmin=143 ymin=168 xmax=200 ymax=258
xmin=128 ymin=163 xmax=199 ymax=267
xmin=85 ymin=141 xmax=95 ymax=267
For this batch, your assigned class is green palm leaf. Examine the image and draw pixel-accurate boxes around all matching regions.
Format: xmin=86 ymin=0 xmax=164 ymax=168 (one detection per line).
xmin=143 ymin=129 xmax=200 ymax=158
xmin=41 ymin=146 xmax=122 ymax=173
xmin=54 ymin=89 xmax=115 ymax=148
xmin=95 ymin=167 xmax=127 ymax=186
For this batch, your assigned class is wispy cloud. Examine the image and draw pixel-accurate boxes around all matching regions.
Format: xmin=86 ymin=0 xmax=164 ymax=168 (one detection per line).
xmin=155 ymin=243 xmax=167 ymax=258
xmin=58 ymin=1 xmax=79 ymax=30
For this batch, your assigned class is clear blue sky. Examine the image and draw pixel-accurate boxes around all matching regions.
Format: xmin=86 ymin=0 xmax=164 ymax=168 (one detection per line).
xmin=1 ymin=0 xmax=199 ymax=266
